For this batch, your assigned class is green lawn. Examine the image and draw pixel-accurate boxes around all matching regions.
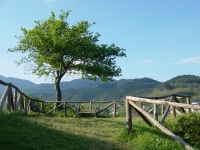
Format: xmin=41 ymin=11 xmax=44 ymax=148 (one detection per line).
xmin=0 ymin=112 xmax=194 ymax=150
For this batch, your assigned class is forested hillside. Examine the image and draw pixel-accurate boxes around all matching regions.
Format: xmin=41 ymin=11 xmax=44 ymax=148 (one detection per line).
xmin=150 ymin=75 xmax=200 ymax=102
xmin=0 ymin=75 xmax=200 ymax=102
xmin=58 ymin=78 xmax=160 ymax=101
xmin=59 ymin=75 xmax=200 ymax=102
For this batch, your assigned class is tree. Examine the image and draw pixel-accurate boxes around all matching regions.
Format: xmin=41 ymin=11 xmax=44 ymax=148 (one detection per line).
xmin=8 ymin=10 xmax=126 ymax=103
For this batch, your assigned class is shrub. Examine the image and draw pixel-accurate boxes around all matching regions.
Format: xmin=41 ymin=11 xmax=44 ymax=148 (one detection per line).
xmin=173 ymin=112 xmax=200 ymax=146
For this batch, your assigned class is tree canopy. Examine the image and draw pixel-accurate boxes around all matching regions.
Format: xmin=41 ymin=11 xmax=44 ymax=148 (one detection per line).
xmin=8 ymin=10 xmax=126 ymax=101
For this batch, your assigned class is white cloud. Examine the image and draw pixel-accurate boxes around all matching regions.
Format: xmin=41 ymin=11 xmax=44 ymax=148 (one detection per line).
xmin=174 ymin=55 xmax=200 ymax=64
xmin=142 ymin=60 xmax=152 ymax=63
xmin=158 ymin=51 xmax=170 ymax=56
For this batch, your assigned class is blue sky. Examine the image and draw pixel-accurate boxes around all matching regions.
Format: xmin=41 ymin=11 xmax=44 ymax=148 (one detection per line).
xmin=0 ymin=0 xmax=200 ymax=84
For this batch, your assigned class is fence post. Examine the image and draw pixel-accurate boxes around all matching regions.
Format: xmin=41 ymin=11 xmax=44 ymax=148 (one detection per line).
xmin=160 ymin=95 xmax=175 ymax=123
xmin=63 ymin=102 xmax=66 ymax=117
xmin=14 ymin=88 xmax=17 ymax=110
xmin=126 ymin=99 xmax=132 ymax=133
xmin=153 ymin=104 xmax=158 ymax=121
xmin=41 ymin=101 xmax=44 ymax=111
xmin=0 ymin=86 xmax=10 ymax=114
xmin=186 ymin=96 xmax=191 ymax=112
xmin=171 ymin=105 xmax=176 ymax=118
xmin=6 ymin=86 xmax=12 ymax=113
xmin=162 ymin=105 xmax=164 ymax=117
xmin=19 ymin=94 xmax=22 ymax=111
xmin=140 ymin=102 xmax=143 ymax=108
xmin=90 ymin=102 xmax=92 ymax=110
xmin=114 ymin=102 xmax=116 ymax=117
xmin=24 ymin=97 xmax=28 ymax=113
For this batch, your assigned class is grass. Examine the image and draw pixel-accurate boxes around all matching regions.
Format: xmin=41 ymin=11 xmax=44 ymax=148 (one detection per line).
xmin=0 ymin=111 xmax=196 ymax=150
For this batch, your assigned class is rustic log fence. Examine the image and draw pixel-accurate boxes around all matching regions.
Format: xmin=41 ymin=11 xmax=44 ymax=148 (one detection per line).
xmin=43 ymin=100 xmax=125 ymax=117
xmin=126 ymin=95 xmax=200 ymax=150
xmin=0 ymin=80 xmax=44 ymax=115
xmin=0 ymin=80 xmax=125 ymax=117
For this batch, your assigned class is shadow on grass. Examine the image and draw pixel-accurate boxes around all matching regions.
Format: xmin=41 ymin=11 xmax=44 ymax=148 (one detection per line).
xmin=0 ymin=113 xmax=122 ymax=150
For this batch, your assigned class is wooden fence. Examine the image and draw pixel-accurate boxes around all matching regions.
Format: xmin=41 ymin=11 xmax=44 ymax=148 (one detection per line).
xmin=126 ymin=95 xmax=200 ymax=150
xmin=0 ymin=80 xmax=44 ymax=115
xmin=0 ymin=80 xmax=125 ymax=117
xmin=43 ymin=100 xmax=125 ymax=117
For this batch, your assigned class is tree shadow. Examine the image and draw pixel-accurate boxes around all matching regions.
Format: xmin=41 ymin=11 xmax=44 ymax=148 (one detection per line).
xmin=0 ymin=113 xmax=125 ymax=150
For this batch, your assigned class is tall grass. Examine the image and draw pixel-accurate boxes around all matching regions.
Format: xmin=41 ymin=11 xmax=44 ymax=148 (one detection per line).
xmin=0 ymin=112 xmax=196 ymax=150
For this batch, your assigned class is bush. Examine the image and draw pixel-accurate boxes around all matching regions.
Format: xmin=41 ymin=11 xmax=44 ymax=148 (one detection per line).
xmin=173 ymin=112 xmax=200 ymax=146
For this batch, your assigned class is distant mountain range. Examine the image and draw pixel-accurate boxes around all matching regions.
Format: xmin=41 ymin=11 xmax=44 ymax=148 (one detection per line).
xmin=0 ymin=75 xmax=200 ymax=102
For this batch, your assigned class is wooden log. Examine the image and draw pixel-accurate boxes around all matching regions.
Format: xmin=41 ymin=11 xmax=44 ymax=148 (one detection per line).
xmin=153 ymin=104 xmax=158 ymax=120
xmin=114 ymin=102 xmax=116 ymax=117
xmin=130 ymin=101 xmax=152 ymax=127
xmin=78 ymin=109 xmax=96 ymax=113
xmin=126 ymin=99 xmax=132 ymax=133
xmin=128 ymin=100 xmax=194 ymax=150
xmin=63 ymin=102 xmax=66 ymax=117
xmin=90 ymin=102 xmax=92 ymax=110
xmin=126 ymin=96 xmax=200 ymax=110
xmin=174 ymin=98 xmax=185 ymax=113
xmin=10 ymin=88 xmax=14 ymax=111
xmin=0 ymin=80 xmax=44 ymax=103
xmin=21 ymin=96 xmax=25 ymax=110
xmin=161 ymin=105 xmax=164 ymax=117
xmin=115 ymin=102 xmax=125 ymax=110
xmin=24 ymin=97 xmax=29 ymax=113
xmin=27 ymin=100 xmax=31 ymax=112
xmin=171 ymin=105 xmax=176 ymax=119
xmin=186 ymin=96 xmax=191 ymax=112
xmin=7 ymin=85 xmax=14 ymax=112
xmin=46 ymin=103 xmax=63 ymax=114
xmin=175 ymin=109 xmax=182 ymax=114
xmin=45 ymin=100 xmax=125 ymax=103
xmin=0 ymin=86 xmax=10 ymax=114
xmin=65 ymin=102 xmax=79 ymax=113
xmin=41 ymin=101 xmax=44 ymax=112
xmin=96 ymin=102 xmax=114 ymax=115
xmin=14 ymin=88 xmax=17 ymax=110
xmin=148 ymin=104 xmax=161 ymax=114
xmin=160 ymin=96 xmax=175 ymax=123
xmin=138 ymin=94 xmax=189 ymax=100
xmin=15 ymin=93 xmax=22 ymax=110
xmin=148 ymin=108 xmax=154 ymax=114
xmin=6 ymin=86 xmax=12 ymax=112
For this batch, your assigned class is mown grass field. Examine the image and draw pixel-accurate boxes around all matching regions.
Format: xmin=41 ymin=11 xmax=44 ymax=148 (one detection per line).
xmin=0 ymin=112 xmax=196 ymax=150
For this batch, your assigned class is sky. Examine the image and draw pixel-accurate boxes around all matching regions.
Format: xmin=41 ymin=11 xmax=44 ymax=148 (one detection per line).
xmin=0 ymin=0 xmax=200 ymax=84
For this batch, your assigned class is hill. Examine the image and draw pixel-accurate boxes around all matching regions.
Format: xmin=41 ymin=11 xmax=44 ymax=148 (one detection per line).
xmin=23 ymin=78 xmax=104 ymax=99
xmin=0 ymin=74 xmax=200 ymax=102
xmin=0 ymin=75 xmax=36 ymax=95
xmin=150 ymin=75 xmax=200 ymax=102
xmin=58 ymin=78 xmax=160 ymax=101
xmin=56 ymin=75 xmax=200 ymax=102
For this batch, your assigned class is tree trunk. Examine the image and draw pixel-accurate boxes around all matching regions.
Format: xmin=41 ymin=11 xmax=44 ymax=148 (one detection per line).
xmin=54 ymin=76 xmax=62 ymax=107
